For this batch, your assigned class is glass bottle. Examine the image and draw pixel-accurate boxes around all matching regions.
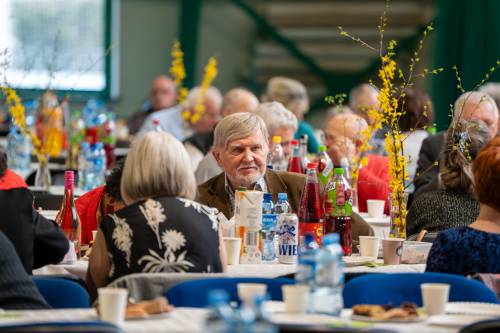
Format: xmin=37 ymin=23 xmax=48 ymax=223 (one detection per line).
xmin=298 ymin=162 xmax=324 ymax=245
xmin=324 ymin=168 xmax=352 ymax=255
xmin=56 ymin=171 xmax=82 ymax=253
xmin=288 ymin=140 xmax=304 ymax=174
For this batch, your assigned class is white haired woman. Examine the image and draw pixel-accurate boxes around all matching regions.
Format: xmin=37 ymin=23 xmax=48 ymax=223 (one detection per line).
xmin=254 ymin=101 xmax=298 ymax=160
xmin=88 ymin=132 xmax=226 ymax=296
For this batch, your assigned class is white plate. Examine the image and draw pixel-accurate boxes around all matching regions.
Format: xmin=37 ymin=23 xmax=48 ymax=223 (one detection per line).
xmin=446 ymin=302 xmax=500 ymax=316
xmin=351 ymin=314 xmax=425 ymax=323
xmin=343 ymin=256 xmax=377 ymax=267
xmin=428 ymin=314 xmax=491 ymax=327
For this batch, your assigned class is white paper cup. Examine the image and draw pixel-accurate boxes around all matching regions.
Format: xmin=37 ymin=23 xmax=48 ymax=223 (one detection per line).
xmin=98 ymin=288 xmax=128 ymax=325
xmin=92 ymin=230 xmax=98 ymax=242
xmin=359 ymin=236 xmax=381 ymax=258
xmin=282 ymin=285 xmax=309 ymax=313
xmin=421 ymin=283 xmax=450 ymax=316
xmin=367 ymin=199 xmax=385 ymax=218
xmin=382 ymin=238 xmax=405 ymax=265
xmin=237 ymin=283 xmax=267 ymax=305
xmin=223 ymin=237 xmax=242 ymax=265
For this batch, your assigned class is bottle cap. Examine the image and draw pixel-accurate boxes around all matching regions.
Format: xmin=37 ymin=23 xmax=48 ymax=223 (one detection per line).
xmin=323 ymin=233 xmax=340 ymax=245
xmin=263 ymin=193 xmax=273 ymax=201
xmin=318 ymin=145 xmax=327 ymax=152
xmin=304 ymin=234 xmax=315 ymax=244
xmin=272 ymin=136 xmax=282 ymax=144
xmin=153 ymin=119 xmax=160 ymax=125
xmin=277 ymin=192 xmax=288 ymax=201
xmin=307 ymin=162 xmax=317 ymax=169
xmin=237 ymin=186 xmax=247 ymax=191
xmin=334 ymin=168 xmax=344 ymax=175
xmin=64 ymin=170 xmax=74 ymax=188
xmin=291 ymin=140 xmax=299 ymax=146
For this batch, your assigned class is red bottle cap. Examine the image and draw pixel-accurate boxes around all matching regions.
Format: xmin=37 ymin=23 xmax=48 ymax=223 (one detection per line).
xmin=307 ymin=162 xmax=317 ymax=169
xmin=291 ymin=140 xmax=299 ymax=145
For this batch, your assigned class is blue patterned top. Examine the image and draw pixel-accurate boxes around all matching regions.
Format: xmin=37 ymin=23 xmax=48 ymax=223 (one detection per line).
xmin=426 ymin=227 xmax=500 ymax=275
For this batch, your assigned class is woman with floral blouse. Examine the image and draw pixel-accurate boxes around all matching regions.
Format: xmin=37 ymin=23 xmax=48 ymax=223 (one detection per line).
xmin=88 ymin=132 xmax=226 ymax=296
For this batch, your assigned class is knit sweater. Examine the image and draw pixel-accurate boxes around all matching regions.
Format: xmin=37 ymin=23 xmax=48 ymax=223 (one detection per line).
xmin=406 ymin=188 xmax=480 ymax=238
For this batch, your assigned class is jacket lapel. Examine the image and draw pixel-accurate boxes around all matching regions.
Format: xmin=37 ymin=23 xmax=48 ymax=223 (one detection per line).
xmin=206 ymin=174 xmax=232 ymax=219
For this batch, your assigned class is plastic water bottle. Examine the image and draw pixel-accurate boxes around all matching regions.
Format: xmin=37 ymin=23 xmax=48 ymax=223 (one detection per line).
xmin=94 ymin=142 xmax=107 ymax=187
xmin=275 ymin=193 xmax=291 ymax=215
xmin=250 ymin=294 xmax=277 ymax=333
xmin=205 ymin=290 xmax=234 ymax=333
xmin=78 ymin=142 xmax=90 ymax=190
xmin=312 ymin=233 xmax=344 ymax=315
xmin=268 ymin=136 xmax=287 ymax=171
xmin=340 ymin=157 xmax=352 ymax=186
xmin=262 ymin=193 xmax=277 ymax=261
xmin=295 ymin=233 xmax=319 ymax=312
xmin=6 ymin=126 xmax=31 ymax=174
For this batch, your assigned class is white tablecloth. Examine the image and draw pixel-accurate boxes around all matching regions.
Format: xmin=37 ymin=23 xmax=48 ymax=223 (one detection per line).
xmin=33 ymin=260 xmax=425 ymax=282
xmin=0 ymin=307 xmax=479 ymax=333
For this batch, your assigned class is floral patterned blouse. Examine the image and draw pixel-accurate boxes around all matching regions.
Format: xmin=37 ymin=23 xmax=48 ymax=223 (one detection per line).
xmin=99 ymin=196 xmax=222 ymax=283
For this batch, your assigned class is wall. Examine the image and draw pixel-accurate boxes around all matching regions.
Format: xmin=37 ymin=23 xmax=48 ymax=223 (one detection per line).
xmin=111 ymin=0 xmax=256 ymax=118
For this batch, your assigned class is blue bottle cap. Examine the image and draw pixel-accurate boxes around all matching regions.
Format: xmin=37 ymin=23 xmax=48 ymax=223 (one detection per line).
xmin=304 ymin=234 xmax=315 ymax=244
xmin=263 ymin=193 xmax=273 ymax=202
xmin=207 ymin=289 xmax=229 ymax=305
xmin=277 ymin=193 xmax=288 ymax=201
xmin=323 ymin=233 xmax=340 ymax=245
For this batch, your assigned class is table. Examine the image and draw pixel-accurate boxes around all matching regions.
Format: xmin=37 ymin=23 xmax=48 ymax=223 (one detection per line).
xmin=358 ymin=212 xmax=390 ymax=238
xmin=0 ymin=307 xmax=481 ymax=333
xmin=33 ymin=260 xmax=426 ymax=283
xmin=30 ymin=186 xmax=86 ymax=197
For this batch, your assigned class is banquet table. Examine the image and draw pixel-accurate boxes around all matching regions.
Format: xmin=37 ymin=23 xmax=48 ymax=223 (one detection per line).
xmin=0 ymin=307 xmax=481 ymax=333
xmin=33 ymin=260 xmax=426 ymax=282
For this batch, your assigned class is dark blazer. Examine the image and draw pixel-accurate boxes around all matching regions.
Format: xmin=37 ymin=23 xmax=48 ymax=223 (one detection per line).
xmin=0 ymin=231 xmax=49 ymax=309
xmin=196 ymin=170 xmax=373 ymax=246
xmin=0 ymin=187 xmax=69 ymax=273
xmin=413 ymin=132 xmax=445 ymax=195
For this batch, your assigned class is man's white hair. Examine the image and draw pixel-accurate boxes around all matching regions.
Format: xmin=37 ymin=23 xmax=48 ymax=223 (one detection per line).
xmin=453 ymin=91 xmax=499 ymax=122
xmin=254 ymin=102 xmax=298 ymax=137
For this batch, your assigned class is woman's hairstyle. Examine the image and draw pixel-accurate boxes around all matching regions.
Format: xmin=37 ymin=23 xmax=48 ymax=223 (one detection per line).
xmin=121 ymin=132 xmax=196 ymax=204
xmin=473 ymin=137 xmax=500 ymax=212
xmin=439 ymin=119 xmax=490 ymax=191
xmin=0 ymin=146 xmax=6 ymax=178
xmin=254 ymin=102 xmax=298 ymax=137
xmin=397 ymin=88 xmax=434 ymax=132
xmin=213 ymin=112 xmax=269 ymax=150
xmin=262 ymin=77 xmax=309 ymax=116
xmin=105 ymin=158 xmax=125 ymax=201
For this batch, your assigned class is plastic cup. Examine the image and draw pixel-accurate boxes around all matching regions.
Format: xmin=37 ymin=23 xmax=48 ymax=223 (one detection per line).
xmin=421 ymin=283 xmax=450 ymax=316
xmin=367 ymin=199 xmax=385 ymax=218
xmin=98 ymin=288 xmax=128 ymax=325
xmin=237 ymin=283 xmax=267 ymax=305
xmin=359 ymin=236 xmax=381 ymax=258
xmin=223 ymin=237 xmax=242 ymax=265
xmin=382 ymin=238 xmax=405 ymax=265
xmin=92 ymin=230 xmax=98 ymax=242
xmin=282 ymin=285 xmax=309 ymax=313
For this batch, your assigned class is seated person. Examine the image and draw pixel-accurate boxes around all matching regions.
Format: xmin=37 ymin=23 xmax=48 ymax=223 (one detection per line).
xmin=75 ymin=160 xmax=126 ymax=245
xmin=127 ymin=75 xmax=177 ymax=136
xmin=262 ymin=77 xmax=320 ymax=153
xmin=323 ymin=113 xmax=390 ymax=214
xmin=197 ymin=112 xmax=373 ymax=243
xmin=195 ymin=88 xmax=259 ymax=185
xmin=407 ymin=119 xmax=489 ymax=237
xmin=88 ymin=132 xmax=226 ymax=296
xmin=426 ymin=137 xmax=500 ymax=274
xmin=0 ymin=146 xmax=68 ymax=273
xmin=414 ymin=91 xmax=498 ymax=197
xmin=0 ymin=231 xmax=49 ymax=309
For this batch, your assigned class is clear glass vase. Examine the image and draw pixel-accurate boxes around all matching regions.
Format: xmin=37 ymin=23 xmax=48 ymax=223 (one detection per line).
xmin=34 ymin=157 xmax=51 ymax=191
xmin=388 ymin=192 xmax=408 ymax=239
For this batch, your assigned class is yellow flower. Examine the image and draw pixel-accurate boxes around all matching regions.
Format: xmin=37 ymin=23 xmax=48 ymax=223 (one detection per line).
xmin=190 ymin=56 xmax=218 ymax=125
xmin=169 ymin=40 xmax=187 ymax=105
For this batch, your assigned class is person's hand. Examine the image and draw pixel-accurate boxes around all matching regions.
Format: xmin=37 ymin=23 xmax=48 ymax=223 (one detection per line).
xmin=326 ymin=136 xmax=356 ymax=166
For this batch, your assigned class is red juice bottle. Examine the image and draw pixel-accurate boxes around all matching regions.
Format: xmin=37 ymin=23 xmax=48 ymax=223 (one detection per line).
xmin=288 ymin=140 xmax=304 ymax=174
xmin=298 ymin=162 xmax=324 ymax=245
xmin=324 ymin=168 xmax=352 ymax=255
